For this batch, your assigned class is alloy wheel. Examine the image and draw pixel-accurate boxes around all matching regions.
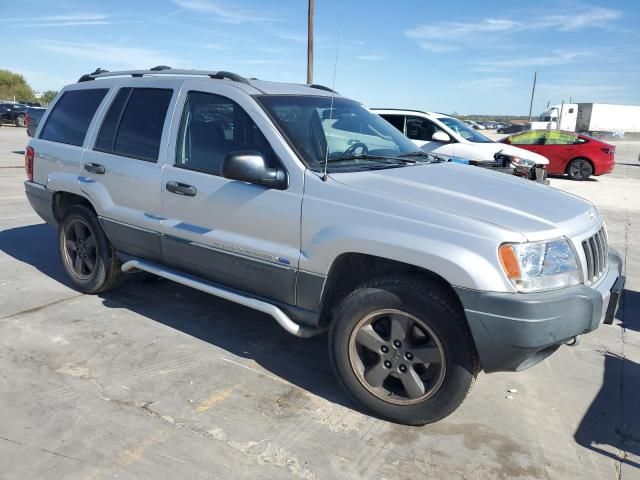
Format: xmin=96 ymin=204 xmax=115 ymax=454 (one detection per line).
xmin=63 ymin=219 xmax=98 ymax=279
xmin=348 ymin=309 xmax=446 ymax=405
xmin=569 ymin=159 xmax=591 ymax=180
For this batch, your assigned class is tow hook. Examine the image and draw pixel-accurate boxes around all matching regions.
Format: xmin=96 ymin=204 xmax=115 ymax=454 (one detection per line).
xmin=565 ymin=336 xmax=580 ymax=347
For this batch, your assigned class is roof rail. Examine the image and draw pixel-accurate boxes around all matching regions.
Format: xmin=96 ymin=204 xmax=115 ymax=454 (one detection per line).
xmin=77 ymin=67 xmax=250 ymax=85
xmin=309 ymin=84 xmax=336 ymax=93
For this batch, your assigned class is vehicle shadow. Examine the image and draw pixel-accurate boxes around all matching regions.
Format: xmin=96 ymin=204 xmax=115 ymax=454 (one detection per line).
xmin=12 ymin=150 xmax=25 ymax=155
xmin=0 ymin=223 xmax=357 ymax=411
xmin=619 ymin=288 xmax=640 ymax=333
xmin=574 ymin=353 xmax=640 ymax=469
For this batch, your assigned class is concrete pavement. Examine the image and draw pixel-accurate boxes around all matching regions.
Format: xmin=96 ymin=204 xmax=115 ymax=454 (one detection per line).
xmin=0 ymin=126 xmax=638 ymax=479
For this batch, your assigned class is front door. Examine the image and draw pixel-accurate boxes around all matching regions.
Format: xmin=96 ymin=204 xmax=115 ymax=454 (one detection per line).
xmin=405 ymin=116 xmax=455 ymax=157
xmin=160 ymin=88 xmax=302 ymax=305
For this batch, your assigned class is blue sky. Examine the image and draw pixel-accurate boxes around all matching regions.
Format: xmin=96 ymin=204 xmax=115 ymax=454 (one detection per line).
xmin=1 ymin=0 xmax=639 ymax=114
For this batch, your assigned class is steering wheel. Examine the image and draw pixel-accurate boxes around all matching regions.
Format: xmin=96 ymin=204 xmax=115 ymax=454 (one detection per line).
xmin=343 ymin=142 xmax=369 ymax=157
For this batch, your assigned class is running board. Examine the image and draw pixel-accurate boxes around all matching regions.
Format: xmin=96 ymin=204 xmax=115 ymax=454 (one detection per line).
xmin=121 ymin=259 xmax=324 ymax=338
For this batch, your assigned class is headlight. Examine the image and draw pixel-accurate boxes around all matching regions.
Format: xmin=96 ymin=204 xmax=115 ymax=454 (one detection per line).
xmin=510 ymin=156 xmax=536 ymax=168
xmin=499 ymin=239 xmax=581 ymax=292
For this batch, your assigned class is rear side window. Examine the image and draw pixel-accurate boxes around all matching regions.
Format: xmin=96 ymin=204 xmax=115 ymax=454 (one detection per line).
xmin=380 ymin=114 xmax=405 ymax=134
xmin=95 ymin=88 xmax=172 ymax=162
xmin=40 ymin=89 xmax=107 ymax=146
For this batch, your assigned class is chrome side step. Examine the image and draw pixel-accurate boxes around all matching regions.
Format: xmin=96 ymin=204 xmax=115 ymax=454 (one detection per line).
xmin=121 ymin=259 xmax=323 ymax=338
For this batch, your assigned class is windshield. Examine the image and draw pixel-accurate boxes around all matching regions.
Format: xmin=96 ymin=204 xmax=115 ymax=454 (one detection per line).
xmin=437 ymin=117 xmax=492 ymax=143
xmin=259 ymin=95 xmax=424 ymax=172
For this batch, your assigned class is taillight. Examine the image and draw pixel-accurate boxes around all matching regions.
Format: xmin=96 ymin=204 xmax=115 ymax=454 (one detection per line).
xmin=25 ymin=146 xmax=34 ymax=181
xmin=601 ymin=148 xmax=611 ymax=154
xmin=25 ymin=111 xmax=30 ymax=128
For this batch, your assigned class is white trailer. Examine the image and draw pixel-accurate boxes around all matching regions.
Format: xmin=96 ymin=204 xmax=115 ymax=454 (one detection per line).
xmin=531 ymin=103 xmax=640 ymax=133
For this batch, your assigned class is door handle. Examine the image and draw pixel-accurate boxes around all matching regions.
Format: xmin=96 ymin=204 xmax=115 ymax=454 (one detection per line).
xmin=166 ymin=181 xmax=197 ymax=197
xmin=84 ymin=162 xmax=105 ymax=174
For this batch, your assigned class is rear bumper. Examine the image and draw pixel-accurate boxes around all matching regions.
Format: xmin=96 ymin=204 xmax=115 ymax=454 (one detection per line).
xmin=24 ymin=181 xmax=57 ymax=226
xmin=455 ymin=250 xmax=624 ymax=373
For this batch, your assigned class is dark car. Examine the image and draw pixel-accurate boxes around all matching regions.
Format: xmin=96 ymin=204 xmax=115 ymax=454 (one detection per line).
xmin=25 ymin=107 xmax=47 ymax=137
xmin=497 ymin=123 xmax=526 ymax=134
xmin=0 ymin=102 xmax=27 ymax=126
xmin=500 ymin=130 xmax=615 ymax=181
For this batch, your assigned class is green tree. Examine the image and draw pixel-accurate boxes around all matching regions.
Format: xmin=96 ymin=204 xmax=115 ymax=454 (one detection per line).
xmin=0 ymin=69 xmax=35 ymax=102
xmin=40 ymin=90 xmax=58 ymax=105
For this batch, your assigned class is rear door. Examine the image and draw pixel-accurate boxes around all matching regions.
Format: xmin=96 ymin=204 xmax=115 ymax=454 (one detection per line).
xmin=159 ymin=84 xmax=302 ymax=305
xmin=81 ymin=80 xmax=180 ymax=261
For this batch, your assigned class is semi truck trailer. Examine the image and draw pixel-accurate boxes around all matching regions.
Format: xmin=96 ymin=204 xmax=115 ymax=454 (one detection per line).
xmin=530 ymin=103 xmax=640 ymax=134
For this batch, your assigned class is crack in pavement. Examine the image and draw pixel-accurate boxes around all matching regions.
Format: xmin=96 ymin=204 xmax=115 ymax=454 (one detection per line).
xmin=0 ymin=294 xmax=83 ymax=320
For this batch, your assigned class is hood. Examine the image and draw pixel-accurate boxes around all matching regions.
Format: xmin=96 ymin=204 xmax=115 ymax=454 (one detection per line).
xmin=330 ymin=162 xmax=598 ymax=241
xmin=460 ymin=141 xmax=550 ymax=165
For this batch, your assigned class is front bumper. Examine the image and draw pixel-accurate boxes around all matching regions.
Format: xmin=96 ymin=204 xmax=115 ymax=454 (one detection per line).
xmin=455 ymin=250 xmax=624 ymax=373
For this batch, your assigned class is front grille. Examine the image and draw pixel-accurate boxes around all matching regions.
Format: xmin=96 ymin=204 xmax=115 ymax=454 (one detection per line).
xmin=582 ymin=227 xmax=608 ymax=285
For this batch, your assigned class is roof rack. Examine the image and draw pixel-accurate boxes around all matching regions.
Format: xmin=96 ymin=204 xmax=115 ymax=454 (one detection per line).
xmin=308 ymin=84 xmax=336 ymax=93
xmin=77 ymin=67 xmax=251 ymax=85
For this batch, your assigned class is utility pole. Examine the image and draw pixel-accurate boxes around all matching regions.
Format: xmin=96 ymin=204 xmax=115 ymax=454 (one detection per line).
xmin=528 ymin=71 xmax=537 ymax=122
xmin=307 ymin=0 xmax=314 ymax=84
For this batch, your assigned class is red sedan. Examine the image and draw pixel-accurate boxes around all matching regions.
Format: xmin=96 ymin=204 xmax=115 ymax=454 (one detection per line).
xmin=500 ymin=130 xmax=615 ymax=181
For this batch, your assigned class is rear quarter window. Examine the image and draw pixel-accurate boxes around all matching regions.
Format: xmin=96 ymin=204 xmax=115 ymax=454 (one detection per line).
xmin=40 ymin=89 xmax=108 ymax=146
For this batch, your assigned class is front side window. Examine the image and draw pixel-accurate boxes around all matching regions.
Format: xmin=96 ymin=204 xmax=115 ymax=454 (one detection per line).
xmin=40 ymin=89 xmax=107 ymax=146
xmin=176 ymin=91 xmax=279 ymax=175
xmin=406 ymin=116 xmax=442 ymax=141
xmin=509 ymin=131 xmax=548 ymax=145
xmin=259 ymin=96 xmax=421 ymax=173
xmin=437 ymin=117 xmax=492 ymax=143
xmin=95 ymin=88 xmax=172 ymax=161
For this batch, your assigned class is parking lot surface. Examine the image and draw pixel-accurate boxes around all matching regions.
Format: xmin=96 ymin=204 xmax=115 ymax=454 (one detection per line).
xmin=1 ymin=126 xmax=639 ymax=479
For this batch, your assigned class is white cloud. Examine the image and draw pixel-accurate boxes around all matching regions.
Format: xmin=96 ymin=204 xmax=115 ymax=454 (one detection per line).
xmin=405 ymin=5 xmax=621 ymax=53
xmin=171 ymin=0 xmax=279 ymax=23
xmin=39 ymin=41 xmax=179 ymax=70
xmin=476 ymin=50 xmax=592 ymax=69
xmin=539 ymin=7 xmax=621 ymax=31
xmin=355 ymin=54 xmax=385 ymax=61
xmin=0 ymin=13 xmax=112 ymax=27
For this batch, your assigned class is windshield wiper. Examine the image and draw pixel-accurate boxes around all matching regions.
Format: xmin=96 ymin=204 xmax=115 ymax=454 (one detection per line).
xmin=396 ymin=151 xmax=446 ymax=163
xmin=327 ymin=154 xmax=410 ymax=164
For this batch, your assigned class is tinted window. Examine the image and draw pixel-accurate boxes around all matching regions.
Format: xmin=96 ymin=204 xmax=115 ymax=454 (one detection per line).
xmin=176 ymin=91 xmax=279 ymax=175
xmin=95 ymin=88 xmax=172 ymax=161
xmin=114 ymin=89 xmax=172 ymax=161
xmin=40 ymin=89 xmax=107 ymax=146
xmin=380 ymin=114 xmax=405 ymax=133
xmin=95 ymin=88 xmax=132 ymax=152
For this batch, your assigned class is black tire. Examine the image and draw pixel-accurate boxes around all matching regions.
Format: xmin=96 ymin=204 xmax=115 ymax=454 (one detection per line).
xmin=58 ymin=204 xmax=121 ymax=294
xmin=567 ymin=158 xmax=593 ymax=181
xmin=329 ymin=275 xmax=478 ymax=425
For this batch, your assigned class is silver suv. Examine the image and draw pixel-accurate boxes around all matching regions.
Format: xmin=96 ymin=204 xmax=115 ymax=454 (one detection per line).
xmin=24 ymin=67 xmax=625 ymax=425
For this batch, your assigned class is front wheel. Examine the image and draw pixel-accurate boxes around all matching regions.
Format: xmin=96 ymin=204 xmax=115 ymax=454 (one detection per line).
xmin=329 ymin=276 xmax=478 ymax=425
xmin=58 ymin=205 xmax=121 ymax=294
xmin=567 ymin=158 xmax=593 ymax=181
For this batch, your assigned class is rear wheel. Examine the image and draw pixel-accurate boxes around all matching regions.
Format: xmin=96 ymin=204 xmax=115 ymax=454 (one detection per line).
xmin=15 ymin=115 xmax=25 ymax=127
xmin=58 ymin=205 xmax=121 ymax=293
xmin=567 ymin=158 xmax=593 ymax=181
xmin=329 ymin=276 xmax=478 ymax=425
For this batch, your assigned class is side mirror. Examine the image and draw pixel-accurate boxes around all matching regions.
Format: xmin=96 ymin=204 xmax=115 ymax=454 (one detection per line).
xmin=222 ymin=151 xmax=288 ymax=190
xmin=431 ymin=131 xmax=451 ymax=143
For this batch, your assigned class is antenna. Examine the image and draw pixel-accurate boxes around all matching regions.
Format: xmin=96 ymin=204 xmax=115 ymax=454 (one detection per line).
xmin=321 ymin=0 xmax=343 ymax=182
